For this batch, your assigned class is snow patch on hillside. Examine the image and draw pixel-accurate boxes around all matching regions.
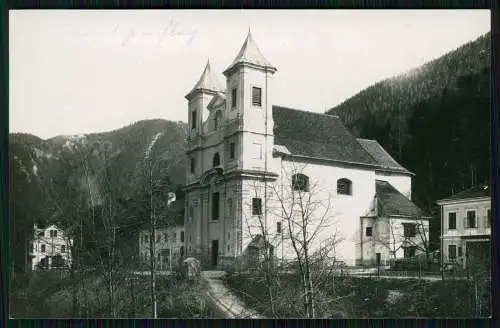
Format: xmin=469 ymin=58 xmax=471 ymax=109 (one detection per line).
xmin=62 ymin=134 xmax=87 ymax=151
xmin=34 ymin=147 xmax=53 ymax=159
xmin=63 ymin=139 xmax=75 ymax=151
xmin=15 ymin=158 xmax=31 ymax=183
xmin=145 ymin=132 xmax=164 ymax=159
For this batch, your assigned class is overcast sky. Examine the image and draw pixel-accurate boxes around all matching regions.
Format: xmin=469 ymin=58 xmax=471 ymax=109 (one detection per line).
xmin=10 ymin=10 xmax=490 ymax=139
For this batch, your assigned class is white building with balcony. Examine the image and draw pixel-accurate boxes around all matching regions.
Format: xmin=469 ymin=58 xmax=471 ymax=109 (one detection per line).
xmin=437 ymin=182 xmax=491 ymax=268
xmin=183 ymin=30 xmax=429 ymax=268
xmin=29 ymin=224 xmax=72 ymax=270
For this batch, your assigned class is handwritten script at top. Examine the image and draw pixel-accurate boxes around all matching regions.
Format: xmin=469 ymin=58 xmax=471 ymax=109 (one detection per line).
xmin=78 ymin=19 xmax=198 ymax=47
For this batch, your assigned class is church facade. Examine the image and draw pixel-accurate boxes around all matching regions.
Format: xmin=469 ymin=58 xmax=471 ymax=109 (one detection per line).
xmin=184 ymin=31 xmax=430 ymax=267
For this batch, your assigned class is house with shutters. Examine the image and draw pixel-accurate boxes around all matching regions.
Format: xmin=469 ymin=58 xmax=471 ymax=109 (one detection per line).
xmin=138 ymin=226 xmax=186 ymax=270
xmin=183 ymin=30 xmax=430 ymax=267
xmin=29 ymin=224 xmax=72 ymax=270
xmin=137 ymin=197 xmax=185 ymax=270
xmin=437 ymin=182 xmax=491 ymax=268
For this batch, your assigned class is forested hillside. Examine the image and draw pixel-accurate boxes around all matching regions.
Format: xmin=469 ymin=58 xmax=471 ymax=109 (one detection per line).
xmin=10 ymin=119 xmax=188 ymax=273
xmin=328 ymin=32 xmax=491 ymax=248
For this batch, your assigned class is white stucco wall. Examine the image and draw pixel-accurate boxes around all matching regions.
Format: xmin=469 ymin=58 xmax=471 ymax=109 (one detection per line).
xmin=375 ymin=170 xmax=412 ymax=200
xmin=277 ymin=159 xmax=376 ymax=266
xmin=226 ymin=66 xmax=275 ymax=136
xmin=31 ymin=225 xmax=72 ymax=270
xmin=139 ymin=226 xmax=185 ymax=269
xmin=241 ymin=133 xmax=277 ymax=173
xmin=440 ymin=198 xmax=491 ymax=263
xmin=235 ymin=158 xmax=377 ymax=266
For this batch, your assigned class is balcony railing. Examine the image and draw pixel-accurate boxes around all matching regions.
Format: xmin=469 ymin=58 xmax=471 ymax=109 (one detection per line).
xmin=462 ymin=225 xmax=491 ymax=236
xmin=224 ymin=116 xmax=243 ymax=137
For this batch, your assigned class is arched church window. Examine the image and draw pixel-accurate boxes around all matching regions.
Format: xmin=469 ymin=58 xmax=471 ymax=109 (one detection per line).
xmin=212 ymin=153 xmax=221 ymax=167
xmin=292 ymin=173 xmax=309 ymax=192
xmin=337 ymin=178 xmax=352 ymax=195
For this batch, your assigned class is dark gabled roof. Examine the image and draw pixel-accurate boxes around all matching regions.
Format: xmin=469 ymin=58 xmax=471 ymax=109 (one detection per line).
xmin=357 ymin=138 xmax=412 ymax=174
xmin=437 ymin=182 xmax=490 ymax=203
xmin=247 ymin=234 xmax=273 ymax=249
xmin=272 ymin=106 xmax=379 ymax=166
xmin=376 ymin=180 xmax=429 ymax=218
xmin=207 ymin=92 xmax=226 ymax=109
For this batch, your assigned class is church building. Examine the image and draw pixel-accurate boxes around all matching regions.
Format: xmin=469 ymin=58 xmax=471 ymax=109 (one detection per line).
xmin=184 ymin=31 xmax=430 ymax=267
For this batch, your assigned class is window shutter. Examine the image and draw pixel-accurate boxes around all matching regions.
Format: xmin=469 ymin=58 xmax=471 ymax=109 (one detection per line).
xmin=252 ymin=87 xmax=262 ymax=106
xmin=463 ymin=217 xmax=467 ymax=229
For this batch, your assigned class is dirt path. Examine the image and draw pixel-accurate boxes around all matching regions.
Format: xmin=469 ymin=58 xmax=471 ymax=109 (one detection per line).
xmin=201 ymin=271 xmax=264 ymax=319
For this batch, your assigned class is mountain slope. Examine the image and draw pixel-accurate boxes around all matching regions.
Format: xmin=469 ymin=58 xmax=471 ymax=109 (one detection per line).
xmin=327 ymin=32 xmax=490 ymax=131
xmin=327 ymin=32 xmax=491 ymax=248
xmin=9 ymin=119 xmax=188 ymax=272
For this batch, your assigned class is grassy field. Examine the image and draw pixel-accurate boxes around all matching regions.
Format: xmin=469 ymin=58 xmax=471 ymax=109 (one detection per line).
xmin=10 ymin=270 xmax=222 ymax=318
xmin=224 ymin=271 xmax=491 ymax=318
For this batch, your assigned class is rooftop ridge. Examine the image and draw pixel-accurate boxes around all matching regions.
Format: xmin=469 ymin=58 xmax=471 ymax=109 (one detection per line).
xmin=273 ymin=105 xmax=340 ymax=119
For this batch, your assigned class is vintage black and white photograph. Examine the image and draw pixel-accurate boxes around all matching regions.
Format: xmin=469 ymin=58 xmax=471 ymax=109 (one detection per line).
xmin=9 ymin=9 xmax=491 ymax=318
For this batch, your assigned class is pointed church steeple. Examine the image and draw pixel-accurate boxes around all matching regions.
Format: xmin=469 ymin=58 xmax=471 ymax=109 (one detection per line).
xmin=186 ymin=59 xmax=223 ymax=100
xmin=223 ymin=30 xmax=277 ymax=76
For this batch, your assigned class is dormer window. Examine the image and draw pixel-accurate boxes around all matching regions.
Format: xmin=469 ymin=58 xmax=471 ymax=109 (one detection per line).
xmin=252 ymin=87 xmax=262 ymax=107
xmin=231 ymin=88 xmax=237 ymax=109
xmin=213 ymin=153 xmax=221 ymax=167
xmin=337 ymin=178 xmax=352 ymax=195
